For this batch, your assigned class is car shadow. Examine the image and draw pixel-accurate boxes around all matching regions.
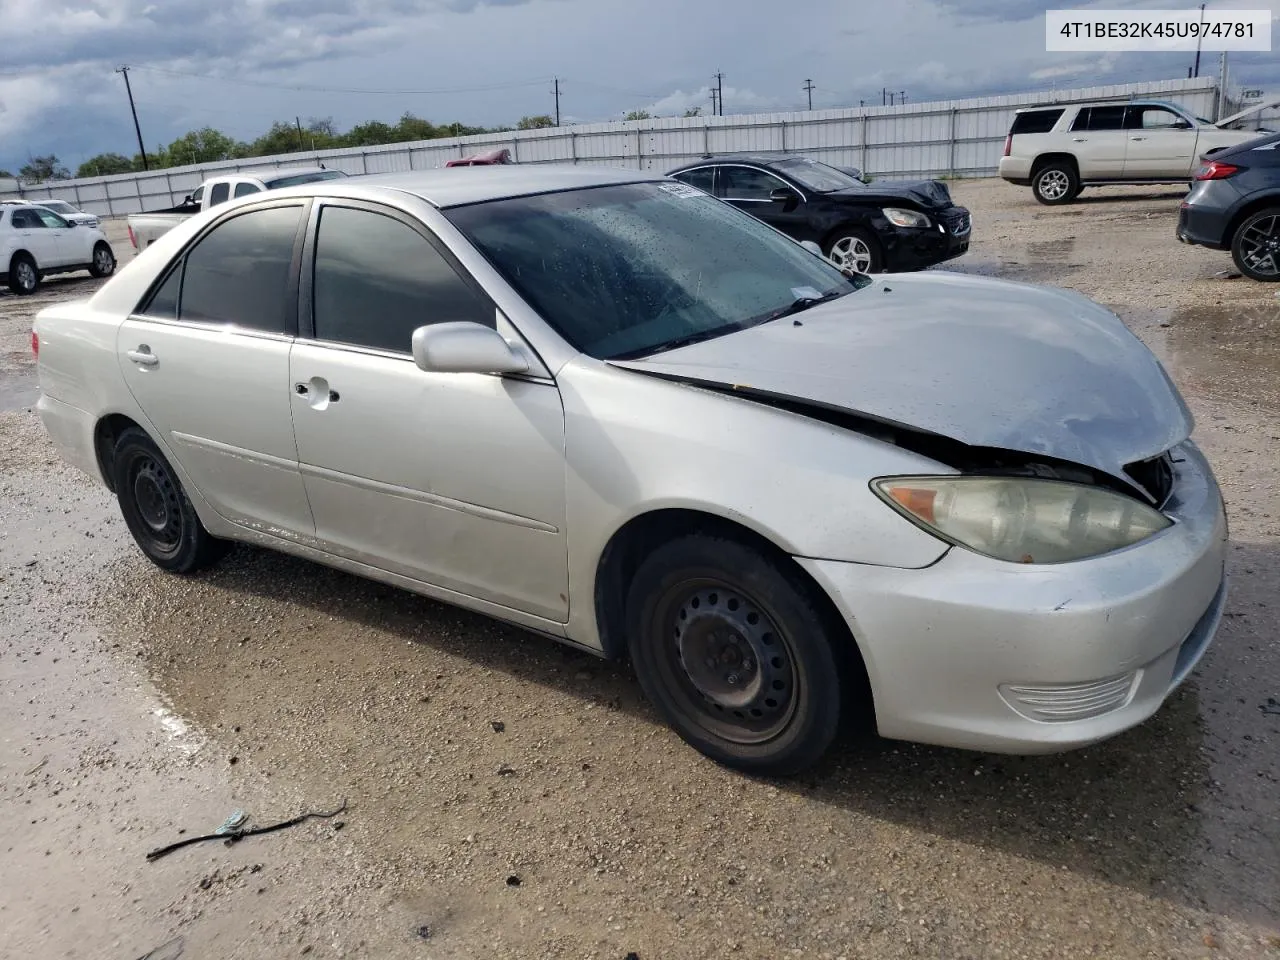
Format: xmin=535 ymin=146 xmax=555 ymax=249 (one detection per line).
xmin=186 ymin=535 xmax=1277 ymax=927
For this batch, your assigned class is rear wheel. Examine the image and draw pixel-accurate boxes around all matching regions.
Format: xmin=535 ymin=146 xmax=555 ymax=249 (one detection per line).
xmin=1032 ymin=162 xmax=1080 ymax=205
xmin=89 ymin=241 xmax=116 ymax=278
xmin=626 ymin=534 xmax=847 ymax=776
xmin=7 ymin=253 xmax=39 ymax=295
xmin=111 ymin=427 xmax=229 ymax=573
xmin=1231 ymin=207 xmax=1280 ymax=282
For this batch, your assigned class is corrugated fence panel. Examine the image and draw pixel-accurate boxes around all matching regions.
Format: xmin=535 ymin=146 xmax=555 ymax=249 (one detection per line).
xmin=0 ymin=76 xmax=1222 ymax=216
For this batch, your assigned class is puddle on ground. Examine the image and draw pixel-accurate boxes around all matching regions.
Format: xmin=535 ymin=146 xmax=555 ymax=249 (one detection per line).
xmin=1139 ymin=297 xmax=1280 ymax=416
xmin=946 ymin=236 xmax=1084 ymax=283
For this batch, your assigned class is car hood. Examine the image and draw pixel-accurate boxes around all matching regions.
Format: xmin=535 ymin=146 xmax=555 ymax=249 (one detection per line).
xmin=611 ymin=272 xmax=1192 ymax=480
xmin=824 ymin=179 xmax=955 ymax=210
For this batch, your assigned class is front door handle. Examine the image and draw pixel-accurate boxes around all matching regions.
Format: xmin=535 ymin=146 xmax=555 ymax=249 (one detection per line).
xmin=126 ymin=347 xmax=158 ymax=367
xmin=1071 ymin=137 xmax=1087 ymax=142
xmin=1130 ymin=136 xmax=1147 ymax=141
xmin=294 ymin=378 xmax=340 ymax=409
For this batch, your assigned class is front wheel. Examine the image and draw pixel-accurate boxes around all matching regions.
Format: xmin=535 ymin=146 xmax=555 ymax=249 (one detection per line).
xmin=626 ymin=534 xmax=847 ymax=776
xmin=112 ymin=427 xmax=229 ymax=573
xmin=89 ymin=241 xmax=116 ymax=279
xmin=824 ymin=228 xmax=882 ymax=275
xmin=1231 ymin=207 xmax=1280 ymax=282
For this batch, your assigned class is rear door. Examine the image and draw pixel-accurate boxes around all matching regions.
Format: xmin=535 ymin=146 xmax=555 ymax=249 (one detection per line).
xmin=1121 ymin=105 xmax=1200 ymax=178
xmin=1070 ymin=106 xmax=1128 ymax=178
xmin=10 ymin=207 xmax=63 ymax=267
xmin=117 ymin=200 xmax=316 ymax=539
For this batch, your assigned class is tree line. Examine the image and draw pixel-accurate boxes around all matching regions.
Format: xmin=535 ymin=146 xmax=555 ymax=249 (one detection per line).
xmin=4 ymin=106 xmax=702 ymax=183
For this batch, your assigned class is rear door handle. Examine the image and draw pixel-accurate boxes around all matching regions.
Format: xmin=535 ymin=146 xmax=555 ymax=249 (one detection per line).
xmin=1071 ymin=137 xmax=1087 ymax=142
xmin=126 ymin=347 xmax=158 ymax=367
xmin=1130 ymin=136 xmax=1147 ymax=141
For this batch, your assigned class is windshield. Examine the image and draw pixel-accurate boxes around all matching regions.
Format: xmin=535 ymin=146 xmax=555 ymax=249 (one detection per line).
xmin=446 ymin=181 xmax=867 ymax=360
xmin=41 ymin=200 xmax=74 ymax=213
xmin=770 ymin=158 xmax=863 ymax=192
xmin=265 ymin=170 xmax=348 ymax=189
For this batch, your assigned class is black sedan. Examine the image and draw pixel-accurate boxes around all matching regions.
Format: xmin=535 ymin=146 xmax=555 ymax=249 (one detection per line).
xmin=1178 ymin=132 xmax=1280 ymax=282
xmin=666 ymin=154 xmax=971 ymax=273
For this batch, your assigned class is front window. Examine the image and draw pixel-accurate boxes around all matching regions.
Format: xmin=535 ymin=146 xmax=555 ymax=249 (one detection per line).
xmin=769 ymin=158 xmax=862 ymax=193
xmin=446 ymin=182 xmax=868 ymax=361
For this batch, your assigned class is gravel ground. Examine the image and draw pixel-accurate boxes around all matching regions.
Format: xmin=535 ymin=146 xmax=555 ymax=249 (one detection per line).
xmin=1 ymin=186 xmax=1278 ymax=960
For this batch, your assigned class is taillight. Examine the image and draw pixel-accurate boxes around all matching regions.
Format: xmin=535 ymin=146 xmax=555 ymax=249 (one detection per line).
xmin=31 ymin=330 xmax=39 ymax=358
xmin=1003 ymin=134 xmax=1012 ymax=157
xmin=128 ymin=224 xmax=138 ymax=249
xmin=1195 ymin=161 xmax=1240 ymax=180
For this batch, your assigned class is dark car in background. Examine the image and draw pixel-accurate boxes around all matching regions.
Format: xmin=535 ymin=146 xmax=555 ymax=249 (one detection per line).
xmin=1178 ymin=132 xmax=1280 ymax=281
xmin=666 ymin=154 xmax=971 ymax=273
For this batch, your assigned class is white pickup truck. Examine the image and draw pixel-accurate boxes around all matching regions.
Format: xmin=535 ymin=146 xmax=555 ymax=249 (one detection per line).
xmin=127 ymin=167 xmax=347 ymax=249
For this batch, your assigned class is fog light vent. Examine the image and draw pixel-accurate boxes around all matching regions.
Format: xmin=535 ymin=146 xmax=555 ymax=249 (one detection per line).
xmin=999 ymin=673 xmax=1137 ymax=723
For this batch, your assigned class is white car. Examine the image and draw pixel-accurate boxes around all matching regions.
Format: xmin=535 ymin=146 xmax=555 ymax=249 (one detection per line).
xmin=33 ymin=198 xmax=101 ymax=229
xmin=999 ymin=97 xmax=1277 ymax=204
xmin=32 ymin=168 xmax=1226 ymax=775
xmin=2 ymin=202 xmax=116 ymax=294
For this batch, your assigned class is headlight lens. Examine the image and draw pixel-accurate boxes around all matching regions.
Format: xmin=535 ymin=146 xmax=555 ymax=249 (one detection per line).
xmin=872 ymin=476 xmax=1173 ymax=564
xmin=882 ymin=207 xmax=931 ymax=229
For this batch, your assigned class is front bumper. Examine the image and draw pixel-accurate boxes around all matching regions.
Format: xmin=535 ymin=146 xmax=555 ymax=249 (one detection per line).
xmin=885 ymin=211 xmax=972 ymax=271
xmin=800 ymin=441 xmax=1228 ymax=753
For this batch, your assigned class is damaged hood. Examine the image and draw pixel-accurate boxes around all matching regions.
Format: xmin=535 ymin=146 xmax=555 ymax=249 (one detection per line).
xmin=827 ymin=179 xmax=955 ymax=210
xmin=611 ymin=272 xmax=1192 ymax=480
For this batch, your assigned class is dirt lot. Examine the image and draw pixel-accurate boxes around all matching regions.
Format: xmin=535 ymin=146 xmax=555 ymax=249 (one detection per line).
xmin=1 ymin=186 xmax=1278 ymax=960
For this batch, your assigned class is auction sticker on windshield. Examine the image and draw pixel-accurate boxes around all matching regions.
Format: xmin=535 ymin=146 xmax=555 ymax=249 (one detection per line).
xmin=659 ymin=182 xmax=705 ymax=199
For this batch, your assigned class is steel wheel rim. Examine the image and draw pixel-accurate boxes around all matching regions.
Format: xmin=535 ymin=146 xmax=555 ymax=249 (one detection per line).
xmin=828 ymin=236 xmax=872 ymax=274
xmin=94 ymin=246 xmax=113 ymax=273
xmin=130 ymin=455 xmax=184 ymax=555
xmin=1240 ymin=215 xmax=1280 ymax=277
xmin=15 ymin=261 xmax=35 ymax=290
xmin=1039 ymin=170 xmax=1069 ymax=200
xmin=657 ymin=579 xmax=798 ymax=744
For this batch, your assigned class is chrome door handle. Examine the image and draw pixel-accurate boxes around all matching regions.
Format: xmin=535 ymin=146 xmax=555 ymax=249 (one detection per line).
xmin=126 ymin=348 xmax=158 ymax=367
xmin=1130 ymin=136 xmax=1147 ymax=141
xmin=1071 ymin=137 xmax=1087 ymax=142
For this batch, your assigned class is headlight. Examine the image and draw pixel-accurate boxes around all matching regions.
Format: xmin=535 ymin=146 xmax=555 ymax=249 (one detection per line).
xmin=872 ymin=476 xmax=1173 ymax=564
xmin=882 ymin=207 xmax=931 ymax=229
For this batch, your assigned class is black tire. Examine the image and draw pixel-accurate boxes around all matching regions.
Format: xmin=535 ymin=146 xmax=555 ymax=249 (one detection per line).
xmin=111 ymin=427 xmax=229 ymax=573
xmin=1230 ymin=206 xmax=1280 ymax=282
xmin=626 ymin=534 xmax=847 ymax=776
xmin=1032 ymin=162 xmax=1080 ymax=205
xmin=7 ymin=253 xmax=39 ymax=295
xmin=89 ymin=241 xmax=116 ymax=279
xmin=823 ymin=226 xmax=883 ymax=275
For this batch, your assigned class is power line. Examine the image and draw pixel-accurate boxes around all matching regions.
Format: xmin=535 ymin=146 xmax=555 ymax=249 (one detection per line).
xmin=115 ymin=65 xmax=148 ymax=171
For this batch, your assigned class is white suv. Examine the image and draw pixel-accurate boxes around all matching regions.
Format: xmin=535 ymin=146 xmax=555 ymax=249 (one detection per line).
xmin=999 ymin=98 xmax=1275 ymax=205
xmin=0 ymin=202 xmax=116 ymax=295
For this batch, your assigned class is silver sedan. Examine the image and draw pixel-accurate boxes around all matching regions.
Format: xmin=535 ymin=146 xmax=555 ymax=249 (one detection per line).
xmin=33 ymin=167 xmax=1227 ymax=775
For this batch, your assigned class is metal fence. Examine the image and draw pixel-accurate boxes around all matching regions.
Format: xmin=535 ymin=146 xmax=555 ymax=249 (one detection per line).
xmin=1 ymin=76 xmax=1225 ymax=218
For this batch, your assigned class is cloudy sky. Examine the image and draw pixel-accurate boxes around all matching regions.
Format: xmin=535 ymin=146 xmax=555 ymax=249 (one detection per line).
xmin=1 ymin=0 xmax=1277 ymax=174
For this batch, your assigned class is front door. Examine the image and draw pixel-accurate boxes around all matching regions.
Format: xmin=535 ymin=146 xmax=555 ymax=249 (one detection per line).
xmin=1121 ymin=105 xmax=1200 ymax=178
xmin=288 ymin=201 xmax=570 ymax=621
xmin=117 ymin=201 xmax=316 ymax=539
xmin=10 ymin=207 xmax=64 ymax=267
xmin=717 ymin=165 xmax=812 ymax=240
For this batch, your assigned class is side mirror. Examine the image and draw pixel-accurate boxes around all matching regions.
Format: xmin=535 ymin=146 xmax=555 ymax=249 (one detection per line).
xmin=769 ymin=186 xmax=799 ymax=204
xmin=411 ymin=322 xmax=529 ymax=375
xmin=799 ymin=240 xmax=823 ymax=257
xmin=1172 ymin=119 xmax=1192 ymax=129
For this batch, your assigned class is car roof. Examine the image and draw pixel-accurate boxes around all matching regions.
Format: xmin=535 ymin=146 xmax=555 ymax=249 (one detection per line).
xmin=1014 ymin=98 xmax=1189 ymax=114
xmin=667 ymin=153 xmax=809 ymax=172
xmin=306 ymin=165 xmax=668 ymax=208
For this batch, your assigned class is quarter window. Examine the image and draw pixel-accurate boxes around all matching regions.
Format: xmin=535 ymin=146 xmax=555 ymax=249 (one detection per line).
xmin=311 ymin=205 xmax=493 ymax=353
xmin=178 ymin=205 xmax=303 ymax=332
xmin=1010 ymin=109 xmax=1064 ymax=135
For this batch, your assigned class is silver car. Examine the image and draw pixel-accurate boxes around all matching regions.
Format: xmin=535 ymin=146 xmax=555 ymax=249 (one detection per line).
xmin=33 ymin=167 xmax=1227 ymax=775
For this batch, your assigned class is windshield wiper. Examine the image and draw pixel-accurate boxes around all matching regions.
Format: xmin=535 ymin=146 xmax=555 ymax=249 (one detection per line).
xmin=767 ymin=290 xmax=847 ymax=322
xmin=609 ymin=323 xmax=743 ymax=361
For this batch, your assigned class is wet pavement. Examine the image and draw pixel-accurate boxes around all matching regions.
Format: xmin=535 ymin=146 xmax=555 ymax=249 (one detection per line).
xmin=2 ymin=189 xmax=1279 ymax=959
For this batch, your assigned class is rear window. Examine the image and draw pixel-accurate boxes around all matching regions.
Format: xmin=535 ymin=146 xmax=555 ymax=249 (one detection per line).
xmin=262 ymin=170 xmax=348 ymax=189
xmin=1010 ymin=109 xmax=1064 ymax=135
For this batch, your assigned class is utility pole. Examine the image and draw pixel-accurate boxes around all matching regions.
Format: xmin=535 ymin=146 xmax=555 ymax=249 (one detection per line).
xmin=553 ymin=77 xmax=561 ymax=126
xmin=1192 ymin=3 xmax=1206 ymax=77
xmin=882 ymin=87 xmax=887 ymax=106
xmin=1217 ymin=50 xmax=1229 ymax=120
xmin=803 ymin=78 xmax=815 ymax=111
xmin=714 ymin=71 xmax=724 ymax=116
xmin=295 ymin=116 xmax=305 ymax=151
xmin=888 ymin=92 xmax=896 ymax=106
xmin=115 ymin=65 xmax=148 ymax=171
xmin=899 ymin=91 xmax=907 ymax=104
